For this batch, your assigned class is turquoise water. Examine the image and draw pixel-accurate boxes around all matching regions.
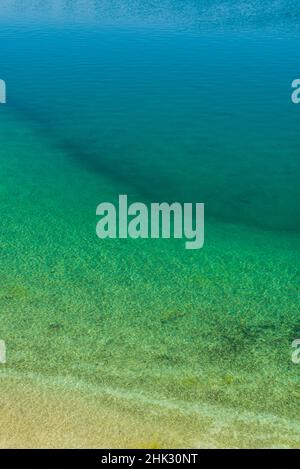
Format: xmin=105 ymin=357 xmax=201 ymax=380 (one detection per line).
xmin=0 ymin=0 xmax=299 ymax=448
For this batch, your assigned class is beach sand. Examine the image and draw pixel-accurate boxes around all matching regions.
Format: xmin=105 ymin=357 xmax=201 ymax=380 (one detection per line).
xmin=1 ymin=373 xmax=300 ymax=448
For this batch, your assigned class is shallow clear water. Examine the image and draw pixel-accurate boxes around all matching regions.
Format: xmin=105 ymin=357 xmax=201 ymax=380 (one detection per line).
xmin=0 ymin=0 xmax=299 ymax=448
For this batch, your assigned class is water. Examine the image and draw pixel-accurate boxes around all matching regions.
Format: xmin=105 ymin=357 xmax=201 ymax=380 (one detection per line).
xmin=0 ymin=0 xmax=299 ymax=448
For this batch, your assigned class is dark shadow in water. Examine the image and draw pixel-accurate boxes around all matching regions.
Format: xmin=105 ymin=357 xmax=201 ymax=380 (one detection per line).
xmin=9 ymin=98 xmax=300 ymax=234
xmin=9 ymin=98 xmax=158 ymax=201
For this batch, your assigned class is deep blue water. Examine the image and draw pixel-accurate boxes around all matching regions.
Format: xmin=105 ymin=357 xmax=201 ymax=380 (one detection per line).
xmin=0 ymin=1 xmax=299 ymax=232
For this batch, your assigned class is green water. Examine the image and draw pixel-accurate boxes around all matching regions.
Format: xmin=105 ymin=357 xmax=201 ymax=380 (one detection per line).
xmin=0 ymin=1 xmax=299 ymax=447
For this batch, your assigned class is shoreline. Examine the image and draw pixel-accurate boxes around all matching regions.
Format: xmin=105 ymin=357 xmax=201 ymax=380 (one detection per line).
xmin=1 ymin=372 xmax=299 ymax=449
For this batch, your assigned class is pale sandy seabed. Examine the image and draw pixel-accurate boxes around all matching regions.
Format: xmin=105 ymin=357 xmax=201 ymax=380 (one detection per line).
xmin=0 ymin=373 xmax=299 ymax=449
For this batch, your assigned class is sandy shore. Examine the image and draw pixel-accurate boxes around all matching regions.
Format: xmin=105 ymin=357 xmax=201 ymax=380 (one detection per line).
xmin=1 ymin=372 xmax=299 ymax=449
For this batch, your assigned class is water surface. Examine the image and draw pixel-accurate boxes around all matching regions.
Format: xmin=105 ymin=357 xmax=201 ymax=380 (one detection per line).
xmin=0 ymin=0 xmax=299 ymax=448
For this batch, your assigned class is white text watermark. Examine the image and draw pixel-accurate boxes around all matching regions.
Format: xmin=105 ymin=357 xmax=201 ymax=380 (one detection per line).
xmin=0 ymin=340 xmax=6 ymax=364
xmin=292 ymin=339 xmax=300 ymax=364
xmin=0 ymin=79 xmax=6 ymax=104
xmin=96 ymin=195 xmax=204 ymax=250
xmin=291 ymin=79 xmax=300 ymax=104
